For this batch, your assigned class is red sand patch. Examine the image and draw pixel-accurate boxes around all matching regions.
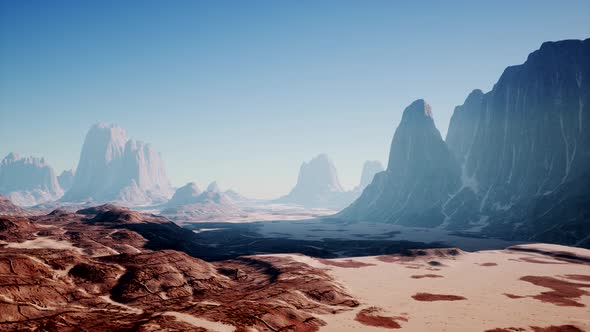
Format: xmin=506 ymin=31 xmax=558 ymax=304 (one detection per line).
xmin=563 ymin=274 xmax=590 ymax=282
xmin=479 ymin=262 xmax=498 ymax=266
xmin=531 ymin=325 xmax=585 ymax=332
xmin=520 ymin=275 xmax=590 ymax=307
xmin=411 ymin=274 xmax=443 ymax=279
xmin=354 ymin=307 xmax=407 ymax=329
xmin=318 ymin=258 xmax=375 ymax=268
xmin=503 ymin=293 xmax=526 ymax=299
xmin=411 ymin=292 xmax=466 ymax=301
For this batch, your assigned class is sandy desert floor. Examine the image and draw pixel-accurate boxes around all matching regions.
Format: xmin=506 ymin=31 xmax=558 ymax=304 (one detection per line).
xmin=270 ymin=244 xmax=590 ymax=332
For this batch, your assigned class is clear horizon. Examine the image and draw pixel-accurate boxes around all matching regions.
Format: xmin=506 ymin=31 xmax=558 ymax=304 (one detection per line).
xmin=1 ymin=0 xmax=589 ymax=198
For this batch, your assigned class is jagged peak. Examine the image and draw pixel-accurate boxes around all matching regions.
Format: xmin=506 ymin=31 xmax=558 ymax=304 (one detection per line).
xmin=401 ymin=99 xmax=433 ymax=122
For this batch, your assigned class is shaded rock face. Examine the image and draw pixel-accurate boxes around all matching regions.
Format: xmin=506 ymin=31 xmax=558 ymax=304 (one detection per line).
xmin=356 ymin=160 xmax=384 ymax=192
xmin=443 ymin=39 xmax=590 ymax=243
xmin=62 ymin=123 xmax=172 ymax=205
xmin=340 ymin=39 xmax=590 ymax=247
xmin=0 ymin=204 xmax=358 ymax=331
xmin=57 ymin=169 xmax=75 ymax=192
xmin=446 ymin=89 xmax=485 ymax=165
xmin=278 ymin=154 xmax=355 ymax=209
xmin=340 ymin=100 xmax=461 ymax=226
xmin=0 ymin=153 xmax=63 ymax=206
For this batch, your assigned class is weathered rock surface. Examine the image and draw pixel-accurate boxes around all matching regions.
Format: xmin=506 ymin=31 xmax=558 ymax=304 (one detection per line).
xmin=0 ymin=203 xmax=358 ymax=331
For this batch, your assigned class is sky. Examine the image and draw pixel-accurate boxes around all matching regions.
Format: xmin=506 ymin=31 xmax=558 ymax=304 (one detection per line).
xmin=1 ymin=0 xmax=589 ymax=198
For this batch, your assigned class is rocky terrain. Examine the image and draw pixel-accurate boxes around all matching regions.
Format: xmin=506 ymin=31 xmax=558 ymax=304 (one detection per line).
xmin=340 ymin=39 xmax=590 ymax=247
xmin=62 ymin=123 xmax=173 ymax=205
xmin=0 ymin=153 xmax=63 ymax=206
xmin=0 ymin=202 xmax=359 ymax=331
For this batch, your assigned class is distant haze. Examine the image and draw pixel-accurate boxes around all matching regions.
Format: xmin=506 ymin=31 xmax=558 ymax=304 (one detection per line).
xmin=1 ymin=1 xmax=589 ymax=198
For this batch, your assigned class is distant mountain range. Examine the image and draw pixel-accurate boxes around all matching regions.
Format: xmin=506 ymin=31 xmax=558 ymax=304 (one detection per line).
xmin=276 ymin=154 xmax=383 ymax=209
xmin=340 ymin=38 xmax=590 ymax=247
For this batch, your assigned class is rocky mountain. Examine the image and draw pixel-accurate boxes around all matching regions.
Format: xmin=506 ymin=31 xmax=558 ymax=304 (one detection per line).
xmin=277 ymin=154 xmax=356 ymax=209
xmin=165 ymin=182 xmax=202 ymax=208
xmin=340 ymin=39 xmax=590 ymax=247
xmin=355 ymin=160 xmax=384 ymax=193
xmin=57 ymin=169 xmax=75 ymax=192
xmin=339 ymin=100 xmax=461 ymax=226
xmin=0 ymin=153 xmax=63 ymax=206
xmin=162 ymin=181 xmax=243 ymax=220
xmin=445 ymin=39 xmax=590 ymax=243
xmin=62 ymin=123 xmax=172 ymax=205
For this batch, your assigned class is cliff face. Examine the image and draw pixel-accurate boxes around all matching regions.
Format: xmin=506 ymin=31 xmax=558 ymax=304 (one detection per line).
xmin=63 ymin=124 xmax=172 ymax=204
xmin=462 ymin=39 xmax=589 ymax=211
xmin=340 ymin=100 xmax=461 ymax=226
xmin=457 ymin=39 xmax=590 ymax=242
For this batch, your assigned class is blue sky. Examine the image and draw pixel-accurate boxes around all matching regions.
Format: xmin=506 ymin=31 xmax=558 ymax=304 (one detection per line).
xmin=1 ymin=0 xmax=589 ymax=198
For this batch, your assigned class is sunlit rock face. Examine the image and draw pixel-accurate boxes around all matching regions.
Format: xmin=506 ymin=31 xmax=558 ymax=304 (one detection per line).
xmin=62 ymin=123 xmax=172 ymax=205
xmin=277 ymin=154 xmax=356 ymax=209
xmin=0 ymin=153 xmax=63 ymax=206
xmin=339 ymin=100 xmax=461 ymax=226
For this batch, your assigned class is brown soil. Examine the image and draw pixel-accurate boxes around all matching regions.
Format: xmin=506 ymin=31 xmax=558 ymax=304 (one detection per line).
xmin=411 ymin=292 xmax=466 ymax=301
xmin=354 ymin=307 xmax=407 ymax=329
